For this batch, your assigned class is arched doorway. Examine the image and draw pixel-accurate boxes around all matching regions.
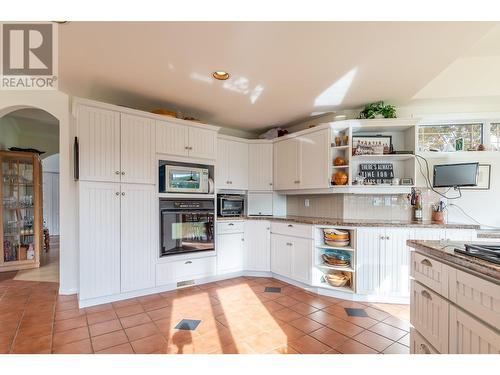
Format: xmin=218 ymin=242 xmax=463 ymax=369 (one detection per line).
xmin=0 ymin=108 xmax=60 ymax=281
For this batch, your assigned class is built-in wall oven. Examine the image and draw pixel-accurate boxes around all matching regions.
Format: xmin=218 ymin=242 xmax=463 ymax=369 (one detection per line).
xmin=160 ymin=198 xmax=215 ymax=257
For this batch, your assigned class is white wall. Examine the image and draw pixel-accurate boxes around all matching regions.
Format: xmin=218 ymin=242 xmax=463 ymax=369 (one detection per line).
xmin=42 ymin=153 xmax=60 ymax=173
xmin=0 ymin=90 xmax=76 ymax=294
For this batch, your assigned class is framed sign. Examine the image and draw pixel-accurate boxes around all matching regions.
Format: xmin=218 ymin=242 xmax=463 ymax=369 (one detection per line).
xmin=352 ymin=135 xmax=392 ymax=155
xmin=463 ymin=164 xmax=491 ymax=190
xmin=359 ymin=163 xmax=394 ymax=184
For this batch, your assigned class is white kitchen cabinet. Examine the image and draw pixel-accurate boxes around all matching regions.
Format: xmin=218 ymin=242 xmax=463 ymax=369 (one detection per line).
xmin=248 ymin=142 xmax=273 ymax=191
xmin=411 ymin=251 xmax=449 ymax=298
xmin=274 ymin=138 xmax=299 ymax=190
xmin=78 ymin=182 xmax=121 ymax=300
xmin=79 ymin=181 xmax=157 ymax=301
xmin=410 ymin=328 xmax=439 ymax=354
xmin=356 ymin=227 xmax=411 ymax=297
xmin=156 ymin=256 xmax=216 ymax=285
xmin=77 ymin=105 xmax=121 ymax=183
xmin=410 ymin=280 xmax=449 ymax=353
xmin=120 ymin=184 xmax=156 ymax=293
xmin=217 ymin=232 xmax=245 ymax=274
xmin=120 ymin=114 xmax=155 ymax=184
xmin=216 ymin=138 xmax=249 ymax=190
xmin=247 ymin=192 xmax=273 ymax=216
xmin=444 ymin=229 xmax=477 ymax=241
xmin=245 ymin=220 xmax=271 ymax=272
xmin=271 ymin=234 xmax=292 ymax=278
xmin=156 ymin=120 xmax=217 ymax=160
xmin=297 ymin=129 xmax=330 ymax=189
xmin=449 ymin=305 xmax=500 ymax=354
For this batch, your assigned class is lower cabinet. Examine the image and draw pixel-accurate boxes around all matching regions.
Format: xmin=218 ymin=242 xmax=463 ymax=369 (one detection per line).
xmin=156 ymin=257 xmax=216 ymax=285
xmin=79 ymin=182 xmax=156 ymax=301
xmin=410 ymin=328 xmax=439 ymax=354
xmin=245 ymin=220 xmax=271 ymax=272
xmin=270 ymin=233 xmax=312 ymax=284
xmin=217 ymin=232 xmax=245 ymax=274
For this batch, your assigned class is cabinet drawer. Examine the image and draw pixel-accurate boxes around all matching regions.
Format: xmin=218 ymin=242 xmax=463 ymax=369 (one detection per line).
xmin=449 ymin=268 xmax=500 ymax=329
xmin=410 ymin=280 xmax=449 ymax=353
xmin=411 ymin=251 xmax=448 ymax=297
xmin=410 ymin=328 xmax=439 ymax=354
xmin=449 ymin=305 xmax=500 ymax=354
xmin=271 ymin=222 xmax=313 ymax=239
xmin=217 ymin=221 xmax=245 ymax=234
xmin=156 ymin=256 xmax=216 ymax=285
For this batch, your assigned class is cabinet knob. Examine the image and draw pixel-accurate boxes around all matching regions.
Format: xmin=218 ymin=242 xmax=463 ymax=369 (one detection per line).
xmin=115 ymin=192 xmax=120 ymax=196
xmin=241 ymin=238 xmax=245 ymax=242
xmin=121 ymin=192 xmax=125 ymax=196
xmin=185 ymin=261 xmax=192 ymax=264
xmin=269 ymin=182 xmax=273 ymax=186
xmin=121 ymin=171 xmax=125 ymax=175
xmin=185 ymin=146 xmax=189 ymax=150
xmin=115 ymin=171 xmax=120 ymax=175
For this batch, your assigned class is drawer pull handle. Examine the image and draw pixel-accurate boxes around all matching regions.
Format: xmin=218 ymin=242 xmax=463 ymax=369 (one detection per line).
xmin=288 ymin=224 xmax=293 ymax=227
xmin=421 ymin=290 xmax=432 ymax=300
xmin=420 ymin=343 xmax=431 ymax=354
xmin=228 ymin=223 xmax=234 ymax=226
xmin=420 ymin=259 xmax=432 ymax=267
xmin=185 ymin=261 xmax=192 ymax=264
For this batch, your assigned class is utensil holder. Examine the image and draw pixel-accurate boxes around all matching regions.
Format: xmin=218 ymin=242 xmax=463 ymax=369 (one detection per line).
xmin=432 ymin=211 xmax=444 ymax=223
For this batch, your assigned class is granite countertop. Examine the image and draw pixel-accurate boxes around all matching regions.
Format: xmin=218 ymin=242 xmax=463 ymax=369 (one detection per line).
xmin=407 ymin=240 xmax=500 ymax=282
xmin=477 ymin=230 xmax=500 ymax=239
xmin=216 ymin=215 xmax=479 ymax=229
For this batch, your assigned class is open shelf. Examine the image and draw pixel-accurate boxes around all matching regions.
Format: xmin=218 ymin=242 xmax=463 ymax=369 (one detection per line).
xmin=331 ymin=145 xmax=349 ymax=150
xmin=352 ymin=154 xmax=415 ymax=161
xmin=316 ymin=244 xmax=354 ymax=252
xmin=317 ymin=281 xmax=354 ymax=294
xmin=316 ymin=264 xmax=354 ymax=272
xmin=332 ymin=165 xmax=349 ymax=169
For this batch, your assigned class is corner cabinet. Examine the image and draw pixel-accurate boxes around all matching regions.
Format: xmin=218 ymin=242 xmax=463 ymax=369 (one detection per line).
xmin=274 ymin=128 xmax=330 ymax=190
xmin=76 ymin=105 xmax=155 ymax=185
xmin=216 ymin=137 xmax=249 ymax=190
xmin=78 ymin=182 xmax=156 ymax=301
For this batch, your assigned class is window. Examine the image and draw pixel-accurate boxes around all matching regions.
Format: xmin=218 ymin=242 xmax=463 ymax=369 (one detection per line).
xmin=418 ymin=123 xmax=483 ymax=152
xmin=491 ymin=123 xmax=500 ymax=151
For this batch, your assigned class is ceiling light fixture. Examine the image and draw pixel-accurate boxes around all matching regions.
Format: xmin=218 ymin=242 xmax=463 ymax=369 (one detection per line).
xmin=212 ymin=71 xmax=230 ymax=80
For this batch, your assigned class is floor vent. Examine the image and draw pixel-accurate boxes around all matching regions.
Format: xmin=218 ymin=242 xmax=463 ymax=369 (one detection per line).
xmin=177 ymin=279 xmax=196 ymax=288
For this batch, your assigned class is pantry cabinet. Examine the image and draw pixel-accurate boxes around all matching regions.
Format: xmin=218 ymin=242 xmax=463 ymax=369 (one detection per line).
xmin=216 ymin=137 xmax=249 ymax=190
xmin=78 ymin=182 xmax=156 ymax=301
xmin=273 ymin=129 xmax=330 ymax=190
xmin=356 ymin=227 xmax=411 ymax=297
xmin=245 ymin=220 xmax=271 ymax=272
xmin=76 ymin=106 xmax=155 ymax=185
xmin=248 ymin=142 xmax=273 ymax=191
xmin=155 ymin=120 xmax=217 ymax=160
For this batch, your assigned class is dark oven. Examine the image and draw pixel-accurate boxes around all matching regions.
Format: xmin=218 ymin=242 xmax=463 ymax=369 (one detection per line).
xmin=160 ymin=199 xmax=215 ymax=257
xmin=217 ymin=194 xmax=244 ymax=217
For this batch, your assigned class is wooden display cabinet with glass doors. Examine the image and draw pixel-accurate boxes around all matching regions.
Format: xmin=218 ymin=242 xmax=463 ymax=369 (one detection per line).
xmin=0 ymin=151 xmax=43 ymax=272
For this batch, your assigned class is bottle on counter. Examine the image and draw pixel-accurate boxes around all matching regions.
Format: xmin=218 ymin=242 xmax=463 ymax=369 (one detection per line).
xmin=414 ymin=193 xmax=423 ymax=221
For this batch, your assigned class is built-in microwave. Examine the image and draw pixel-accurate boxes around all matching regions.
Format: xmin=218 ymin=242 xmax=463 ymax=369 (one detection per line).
xmin=160 ymin=165 xmax=210 ymax=194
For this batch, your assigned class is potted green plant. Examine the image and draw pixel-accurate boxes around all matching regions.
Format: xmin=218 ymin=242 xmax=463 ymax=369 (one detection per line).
xmin=359 ymin=101 xmax=397 ymax=119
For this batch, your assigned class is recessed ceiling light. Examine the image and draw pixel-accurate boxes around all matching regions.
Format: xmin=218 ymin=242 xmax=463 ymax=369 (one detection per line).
xmin=213 ymin=71 xmax=230 ymax=80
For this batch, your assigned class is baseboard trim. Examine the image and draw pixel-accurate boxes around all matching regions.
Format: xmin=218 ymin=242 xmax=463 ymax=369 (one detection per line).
xmin=58 ymin=287 xmax=78 ymax=296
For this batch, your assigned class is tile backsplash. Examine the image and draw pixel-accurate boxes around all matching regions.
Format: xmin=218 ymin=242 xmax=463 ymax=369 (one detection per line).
xmin=286 ymin=189 xmax=441 ymax=221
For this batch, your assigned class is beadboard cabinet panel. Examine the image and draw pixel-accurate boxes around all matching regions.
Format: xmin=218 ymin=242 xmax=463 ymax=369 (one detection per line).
xmin=217 ymin=232 xmax=245 ymax=274
xmin=245 ymin=220 xmax=271 ymax=272
xmin=248 ymin=143 xmax=273 ymax=191
xmin=291 ymin=236 xmax=313 ymax=285
xmin=379 ymin=228 xmax=411 ymax=297
xmin=120 ymin=114 xmax=155 ymax=184
xmin=271 ymin=234 xmax=292 ymax=278
xmin=356 ymin=228 xmax=381 ymax=295
xmin=274 ymin=138 xmax=299 ymax=190
xmin=228 ymin=140 xmax=249 ymax=190
xmin=79 ymin=182 xmax=121 ymax=300
xmin=77 ymin=105 xmax=121 ymax=182
xmin=188 ymin=127 xmax=217 ymax=160
xmin=120 ymin=184 xmax=156 ymax=293
xmin=298 ymin=129 xmax=330 ymax=189
xmin=155 ymin=120 xmax=189 ymax=157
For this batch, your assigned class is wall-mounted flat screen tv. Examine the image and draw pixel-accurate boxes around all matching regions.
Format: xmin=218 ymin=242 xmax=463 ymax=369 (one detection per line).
xmin=433 ymin=162 xmax=479 ymax=188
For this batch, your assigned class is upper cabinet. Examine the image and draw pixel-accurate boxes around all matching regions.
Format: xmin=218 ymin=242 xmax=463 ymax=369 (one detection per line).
xmin=248 ymin=142 xmax=273 ymax=191
xmin=156 ymin=120 xmax=217 ymax=160
xmin=217 ymin=137 xmax=249 ymax=190
xmin=274 ymin=128 xmax=330 ymax=190
xmin=77 ymin=105 xmax=155 ymax=184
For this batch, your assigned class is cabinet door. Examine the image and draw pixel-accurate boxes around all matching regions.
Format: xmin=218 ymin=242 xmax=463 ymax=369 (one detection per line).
xmin=120 ymin=184 xmax=156 ymax=293
xmin=120 ymin=114 xmax=155 ymax=184
xmin=188 ymin=127 xmax=217 ymax=160
xmin=77 ymin=105 xmax=121 ymax=182
xmin=245 ymin=220 xmax=271 ymax=272
xmin=449 ymin=305 xmax=500 ymax=354
xmin=291 ymin=237 xmax=312 ymax=284
xmin=217 ymin=232 xmax=244 ymax=274
xmin=270 ymin=234 xmax=292 ymax=277
xmin=216 ymin=138 xmax=230 ymax=189
xmin=356 ymin=228 xmax=382 ymax=295
xmin=79 ymin=182 xmax=121 ymax=300
xmin=445 ymin=229 xmax=476 ymax=241
xmin=412 ymin=228 xmax=446 ymax=241
xmin=379 ymin=228 xmax=411 ymax=297
xmin=274 ymin=138 xmax=298 ymax=190
xmin=155 ymin=120 xmax=189 ymax=157
xmin=298 ymin=129 xmax=330 ymax=189
xmin=410 ymin=280 xmax=449 ymax=353
xmin=228 ymin=140 xmax=249 ymax=190
xmin=248 ymin=143 xmax=273 ymax=191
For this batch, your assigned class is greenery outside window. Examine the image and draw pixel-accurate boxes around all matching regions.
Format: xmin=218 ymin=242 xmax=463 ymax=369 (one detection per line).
xmin=491 ymin=123 xmax=500 ymax=151
xmin=418 ymin=123 xmax=483 ymax=152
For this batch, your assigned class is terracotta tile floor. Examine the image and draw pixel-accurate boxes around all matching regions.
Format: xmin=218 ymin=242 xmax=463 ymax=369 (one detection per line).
xmin=0 ymin=276 xmax=411 ymax=354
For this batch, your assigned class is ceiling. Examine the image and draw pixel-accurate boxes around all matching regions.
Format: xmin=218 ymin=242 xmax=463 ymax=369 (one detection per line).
xmin=58 ymin=22 xmax=499 ymax=131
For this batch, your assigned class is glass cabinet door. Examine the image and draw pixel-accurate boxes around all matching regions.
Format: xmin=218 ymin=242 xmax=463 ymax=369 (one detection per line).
xmin=1 ymin=153 xmax=36 ymax=263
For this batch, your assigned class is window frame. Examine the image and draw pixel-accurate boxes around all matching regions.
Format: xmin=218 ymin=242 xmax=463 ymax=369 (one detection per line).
xmin=418 ymin=122 xmax=484 ymax=152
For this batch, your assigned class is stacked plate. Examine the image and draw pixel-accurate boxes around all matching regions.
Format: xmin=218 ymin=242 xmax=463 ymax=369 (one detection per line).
xmin=322 ymin=253 xmax=351 ymax=268
xmin=323 ymin=229 xmax=350 ymax=247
